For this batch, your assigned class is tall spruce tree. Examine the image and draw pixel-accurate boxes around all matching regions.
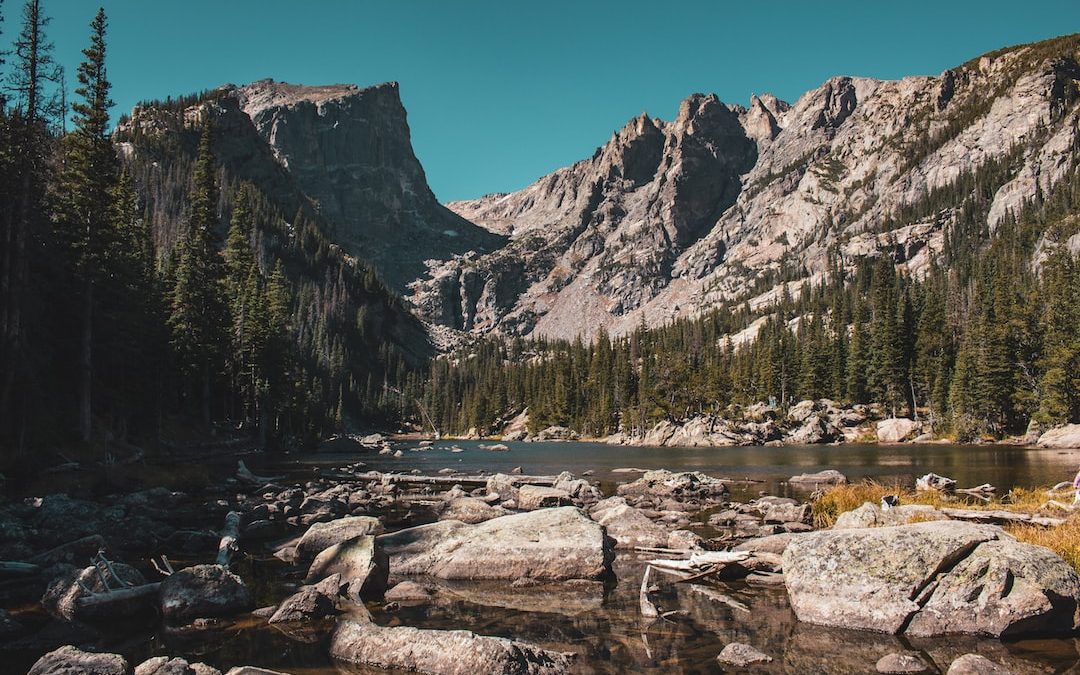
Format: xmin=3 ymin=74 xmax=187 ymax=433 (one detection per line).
xmin=169 ymin=120 xmax=229 ymax=429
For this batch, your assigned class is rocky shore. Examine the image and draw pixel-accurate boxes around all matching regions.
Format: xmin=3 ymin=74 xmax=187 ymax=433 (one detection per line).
xmin=3 ymin=452 xmax=1080 ymax=673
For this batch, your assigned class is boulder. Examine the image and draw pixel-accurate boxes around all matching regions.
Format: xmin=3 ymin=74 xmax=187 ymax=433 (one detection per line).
xmin=762 ymin=502 xmax=811 ymax=525
xmin=788 ymin=469 xmax=848 ymax=486
xmin=906 ymin=538 xmax=1080 ymax=637
xmin=716 ymin=642 xmax=772 ymax=667
xmin=378 ymin=507 xmax=611 ymax=580
xmin=223 ymin=669 xmax=290 ymax=675
xmin=42 ymin=562 xmax=148 ymax=622
xmin=588 ymin=497 xmax=669 ymax=549
xmin=876 ymin=653 xmax=931 ymax=673
xmin=329 ymin=618 xmax=573 ymax=674
xmin=667 ymin=530 xmax=704 ymax=550
xmin=439 ymin=497 xmax=506 ymax=524
xmin=788 ymin=400 xmax=819 ymax=423
xmin=485 ymin=473 xmax=517 ymax=501
xmin=833 ymin=502 xmax=948 ymax=529
xmin=268 ymin=573 xmax=343 ymax=623
xmin=946 ymin=654 xmax=1014 ymax=675
xmin=915 ymin=473 xmax=957 ymax=492
xmin=295 ymin=516 xmax=384 ymax=560
xmin=304 ymin=535 xmax=388 ymax=599
xmin=787 ymin=417 xmax=835 ymax=444
xmin=877 ymin=418 xmax=921 ymax=443
xmin=734 ymin=532 xmax=806 ymax=555
xmin=783 ymin=521 xmax=1003 ymax=633
xmin=532 ymin=426 xmax=579 ymax=441
xmin=516 ymin=485 xmax=572 ymax=510
xmin=1037 ymin=424 xmax=1080 ymax=449
xmin=159 ymin=564 xmax=253 ymax=625
xmin=135 ymin=657 xmax=221 ymax=675
xmin=28 ymin=646 xmax=130 ymax=675
xmin=784 ymin=521 xmax=1080 ymax=638
xmin=616 ymin=470 xmax=727 ymax=501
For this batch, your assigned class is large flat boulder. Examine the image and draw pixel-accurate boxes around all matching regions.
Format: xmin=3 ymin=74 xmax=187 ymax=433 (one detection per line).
xmin=783 ymin=521 xmax=1003 ymax=633
xmin=833 ymin=502 xmax=948 ymax=529
xmin=906 ymin=538 xmax=1080 ymax=637
xmin=378 ymin=507 xmax=611 ymax=580
xmin=439 ymin=497 xmax=506 ymax=524
xmin=1037 ymin=424 xmax=1080 ymax=449
xmin=330 ymin=618 xmax=573 ymax=674
xmin=295 ymin=516 xmax=383 ymax=560
xmin=588 ymin=497 xmax=668 ymax=549
xmin=516 ymin=485 xmax=572 ymax=510
xmin=784 ymin=521 xmax=1080 ymax=638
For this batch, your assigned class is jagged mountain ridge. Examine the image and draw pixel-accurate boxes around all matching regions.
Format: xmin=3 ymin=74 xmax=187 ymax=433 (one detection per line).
xmin=414 ymin=34 xmax=1080 ymax=340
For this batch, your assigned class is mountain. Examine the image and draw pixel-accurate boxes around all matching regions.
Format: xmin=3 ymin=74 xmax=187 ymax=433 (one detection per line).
xmin=119 ymin=79 xmax=503 ymax=293
xmin=412 ymin=35 xmax=1080 ymax=340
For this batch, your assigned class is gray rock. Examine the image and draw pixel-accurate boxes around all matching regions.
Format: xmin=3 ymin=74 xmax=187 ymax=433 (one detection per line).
xmin=946 ymin=654 xmax=1014 ymax=675
xmin=134 ymin=657 xmax=220 ymax=675
xmin=384 ymin=580 xmax=433 ymax=603
xmin=439 ymin=497 xmax=506 ymax=524
xmin=304 ymin=535 xmax=388 ymax=600
xmin=159 ymin=564 xmax=253 ymax=625
xmin=876 ymin=653 xmax=931 ymax=674
xmin=268 ymin=574 xmax=343 ymax=623
xmin=223 ymin=669 xmax=290 ymax=675
xmin=716 ymin=642 xmax=772 ymax=666
xmin=329 ymin=618 xmax=574 ymax=674
xmin=877 ymin=418 xmax=921 ymax=443
xmin=762 ymin=502 xmax=811 ymax=524
xmin=589 ymin=497 xmax=669 ymax=549
xmin=833 ymin=502 xmax=948 ymax=529
xmin=485 ymin=473 xmax=518 ymax=502
xmin=516 ymin=485 xmax=572 ymax=510
xmin=906 ymin=538 xmax=1080 ymax=637
xmin=616 ymin=470 xmax=727 ymax=501
xmin=378 ymin=507 xmax=611 ymax=580
xmin=788 ymin=469 xmax=848 ymax=486
xmin=1037 ymin=424 xmax=1080 ymax=449
xmin=28 ymin=646 xmax=130 ymax=675
xmin=295 ymin=516 xmax=383 ymax=560
xmin=783 ymin=521 xmax=1003 ymax=634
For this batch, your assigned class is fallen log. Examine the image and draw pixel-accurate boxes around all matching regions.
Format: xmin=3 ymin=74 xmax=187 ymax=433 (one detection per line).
xmin=216 ymin=511 xmax=242 ymax=567
xmin=354 ymin=471 xmax=558 ymax=487
xmin=939 ymin=508 xmax=1064 ymax=527
xmin=0 ymin=561 xmax=40 ymax=578
xmin=74 ymin=581 xmax=160 ymax=619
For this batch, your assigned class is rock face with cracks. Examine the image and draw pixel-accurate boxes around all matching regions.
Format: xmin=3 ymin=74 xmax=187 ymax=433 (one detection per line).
xmin=28 ymin=645 xmax=130 ymax=675
xmin=159 ymin=564 xmax=253 ymax=625
xmin=377 ymin=507 xmax=612 ymax=580
xmin=783 ymin=521 xmax=1080 ymax=637
xmin=304 ymin=535 xmax=389 ymax=599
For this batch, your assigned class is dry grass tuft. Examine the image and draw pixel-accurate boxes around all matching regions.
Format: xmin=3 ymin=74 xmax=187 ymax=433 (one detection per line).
xmin=1007 ymin=515 xmax=1080 ymax=572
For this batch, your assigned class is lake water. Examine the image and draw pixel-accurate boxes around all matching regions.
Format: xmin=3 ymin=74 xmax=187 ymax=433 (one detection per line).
xmin=293 ymin=439 xmax=1080 ymax=500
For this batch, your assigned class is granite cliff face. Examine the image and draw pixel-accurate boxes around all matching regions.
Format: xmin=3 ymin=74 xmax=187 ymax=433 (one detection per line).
xmin=119 ymin=79 xmax=502 ymax=293
xmin=414 ymin=35 xmax=1080 ymax=340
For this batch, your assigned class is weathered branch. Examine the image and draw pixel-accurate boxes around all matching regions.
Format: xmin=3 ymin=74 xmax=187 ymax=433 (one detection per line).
xmin=216 ymin=510 xmax=242 ymax=567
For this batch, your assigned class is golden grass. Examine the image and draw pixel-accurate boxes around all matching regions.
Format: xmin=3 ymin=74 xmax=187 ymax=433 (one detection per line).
xmin=1007 ymin=515 xmax=1080 ymax=572
xmin=811 ymin=480 xmax=1068 ymax=529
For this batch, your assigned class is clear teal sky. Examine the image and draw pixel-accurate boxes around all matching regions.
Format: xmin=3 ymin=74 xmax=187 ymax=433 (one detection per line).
xmin=26 ymin=1 xmax=1080 ymax=201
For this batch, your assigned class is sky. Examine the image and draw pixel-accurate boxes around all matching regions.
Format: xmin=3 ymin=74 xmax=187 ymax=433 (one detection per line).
xmin=23 ymin=0 xmax=1080 ymax=202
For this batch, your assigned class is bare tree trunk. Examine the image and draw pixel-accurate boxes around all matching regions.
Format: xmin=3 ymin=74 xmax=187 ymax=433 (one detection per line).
xmin=201 ymin=359 xmax=211 ymax=431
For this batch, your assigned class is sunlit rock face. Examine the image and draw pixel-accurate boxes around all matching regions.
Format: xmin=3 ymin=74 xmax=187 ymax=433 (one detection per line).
xmin=417 ymin=38 xmax=1080 ymax=340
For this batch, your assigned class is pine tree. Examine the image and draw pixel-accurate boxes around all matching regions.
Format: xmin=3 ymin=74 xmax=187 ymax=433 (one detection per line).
xmin=169 ymin=120 xmax=229 ymax=429
xmin=55 ymin=7 xmax=117 ymax=441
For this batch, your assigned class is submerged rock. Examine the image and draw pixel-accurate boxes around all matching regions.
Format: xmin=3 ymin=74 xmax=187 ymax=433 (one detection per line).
xmin=876 ymin=653 xmax=931 ymax=673
xmin=159 ymin=564 xmax=253 ymax=625
xmin=945 ymin=654 xmax=1014 ymax=674
xmin=378 ymin=507 xmax=611 ymax=580
xmin=28 ymin=645 xmax=129 ymax=675
xmin=329 ymin=618 xmax=574 ymax=674
xmin=783 ymin=521 xmax=1080 ymax=638
xmin=716 ymin=642 xmax=772 ymax=666
xmin=384 ymin=580 xmax=433 ymax=603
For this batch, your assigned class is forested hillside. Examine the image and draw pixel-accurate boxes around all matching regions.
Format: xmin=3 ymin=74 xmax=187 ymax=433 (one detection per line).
xmin=0 ymin=2 xmax=428 ymax=466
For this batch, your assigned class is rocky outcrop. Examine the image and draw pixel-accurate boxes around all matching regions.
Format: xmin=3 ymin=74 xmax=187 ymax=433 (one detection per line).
xmin=877 ymin=418 xmax=923 ymax=443
xmin=377 ymin=507 xmax=611 ymax=580
xmin=1037 ymin=424 xmax=1080 ymax=449
xmin=783 ymin=521 xmax=1080 ymax=637
xmin=329 ymin=617 xmax=574 ymax=674
xmin=304 ymin=535 xmax=389 ymax=599
xmin=588 ymin=497 xmax=670 ymax=549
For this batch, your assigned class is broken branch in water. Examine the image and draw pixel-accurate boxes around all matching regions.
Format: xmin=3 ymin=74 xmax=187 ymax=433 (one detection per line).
xmin=216 ymin=511 xmax=242 ymax=567
xmin=639 ymin=565 xmax=658 ymax=619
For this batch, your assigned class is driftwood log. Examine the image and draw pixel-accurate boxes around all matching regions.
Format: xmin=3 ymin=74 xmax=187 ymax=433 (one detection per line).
xmin=216 ymin=511 xmax=242 ymax=567
xmin=639 ymin=565 xmax=658 ymax=618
